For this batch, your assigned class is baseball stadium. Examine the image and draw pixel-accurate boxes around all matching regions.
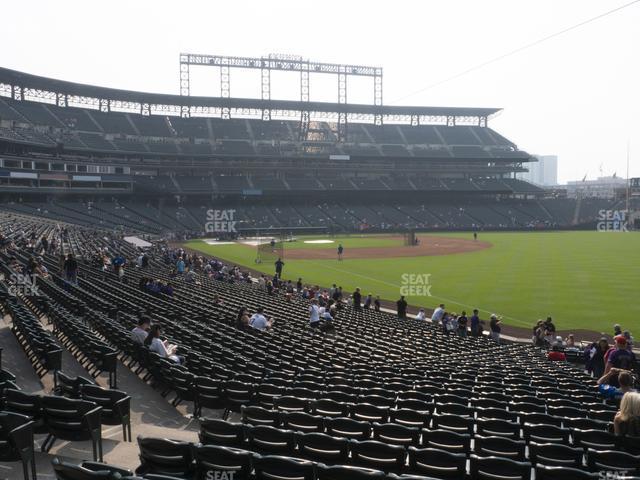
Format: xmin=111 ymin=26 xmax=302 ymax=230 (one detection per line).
xmin=0 ymin=13 xmax=639 ymax=480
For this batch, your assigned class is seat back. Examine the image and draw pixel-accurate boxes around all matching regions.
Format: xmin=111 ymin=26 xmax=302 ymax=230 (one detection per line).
xmin=586 ymin=448 xmax=640 ymax=473
xmin=246 ymin=425 xmax=296 ymax=455
xmin=421 ymin=428 xmax=471 ymax=453
xmin=407 ymin=446 xmax=466 ymax=479
xmin=41 ymin=396 xmax=100 ymax=439
xmin=252 ymin=455 xmax=315 ymax=480
xmin=194 ymin=377 xmax=224 ymax=413
xmin=80 ymin=385 xmax=129 ymax=423
xmin=572 ymin=429 xmax=618 ymax=451
xmin=469 ymin=454 xmax=532 ymax=480
xmin=241 ymin=406 xmax=280 ymax=427
xmin=136 ymin=436 xmax=194 ymax=476
xmin=349 ymin=439 xmax=406 ymax=473
xmin=199 ymin=419 xmax=245 ymax=447
xmin=324 ymin=417 xmax=371 ymax=440
xmin=523 ymin=423 xmax=571 ymax=444
xmin=315 ymin=464 xmax=386 ymax=480
xmin=295 ymin=432 xmax=349 ymax=463
xmin=476 ymin=418 xmax=520 ymax=439
xmin=372 ymin=422 xmax=421 ymax=447
xmin=5 ymin=389 xmax=41 ymax=418
xmin=51 ymin=458 xmax=114 ymax=480
xmin=529 ymin=442 xmax=584 ymax=468
xmin=535 ymin=465 xmax=599 ymax=480
xmin=474 ymin=435 xmax=526 ymax=461
xmin=192 ymin=444 xmax=252 ymax=480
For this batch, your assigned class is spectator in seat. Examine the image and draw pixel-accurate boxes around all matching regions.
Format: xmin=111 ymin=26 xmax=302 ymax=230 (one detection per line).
xmin=163 ymin=282 xmax=174 ymax=297
xmin=374 ymin=295 xmax=381 ymax=312
xmin=614 ymin=392 xmax=640 ymax=436
xmin=353 ymin=288 xmax=362 ymax=311
xmin=457 ymin=311 xmax=468 ymax=337
xmin=364 ymin=294 xmax=373 ymax=310
xmin=598 ymin=369 xmax=637 ymax=401
xmin=589 ymin=338 xmax=611 ymax=378
xmin=624 ymin=330 xmax=634 ymax=350
xmin=442 ymin=312 xmax=455 ymax=336
xmin=547 ymin=344 xmax=566 ymax=361
xmin=131 ymin=316 xmax=151 ymax=344
xmin=397 ymin=295 xmax=408 ymax=320
xmin=145 ymin=324 xmax=182 ymax=364
xmin=235 ymin=306 xmax=250 ymax=331
xmin=185 ymin=269 xmax=197 ymax=284
xmin=489 ymin=314 xmax=502 ymax=342
xmin=309 ymin=299 xmax=321 ymax=328
xmin=274 ymin=257 xmax=284 ymax=278
xmin=431 ymin=304 xmax=445 ymax=326
xmin=63 ymin=253 xmax=78 ymax=285
xmin=565 ymin=334 xmax=576 ymax=348
xmin=545 ymin=316 xmax=556 ymax=334
xmin=249 ymin=307 xmax=272 ymax=331
xmin=415 ymin=309 xmax=426 ymax=321
xmin=605 ymin=335 xmax=637 ymax=385
xmin=176 ymin=256 xmax=185 ymax=274
xmin=614 ymin=324 xmax=623 ymax=337
xmin=470 ymin=309 xmax=481 ymax=337
xmin=532 ymin=320 xmax=546 ymax=347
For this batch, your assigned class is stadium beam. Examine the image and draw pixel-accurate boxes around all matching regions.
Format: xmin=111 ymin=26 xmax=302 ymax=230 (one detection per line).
xmin=178 ymin=52 xmax=383 ymax=136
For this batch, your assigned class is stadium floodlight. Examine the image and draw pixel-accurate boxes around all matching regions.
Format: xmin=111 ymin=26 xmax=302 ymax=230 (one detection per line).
xmin=178 ymin=52 xmax=383 ymax=108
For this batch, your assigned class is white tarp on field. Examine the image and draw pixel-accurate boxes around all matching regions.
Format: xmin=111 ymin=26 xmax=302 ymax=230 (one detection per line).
xmin=203 ymin=240 xmax=236 ymax=245
xmin=239 ymin=236 xmax=277 ymax=246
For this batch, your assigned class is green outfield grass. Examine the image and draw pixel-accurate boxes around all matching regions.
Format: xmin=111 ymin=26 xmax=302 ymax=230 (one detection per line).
xmin=184 ymin=231 xmax=640 ymax=332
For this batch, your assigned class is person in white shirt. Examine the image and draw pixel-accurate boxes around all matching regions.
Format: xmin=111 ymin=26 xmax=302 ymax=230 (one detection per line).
xmin=144 ymin=324 xmax=182 ymax=363
xmin=131 ymin=317 xmax=150 ymax=344
xmin=431 ymin=304 xmax=445 ymax=325
xmin=309 ymin=299 xmax=321 ymax=327
xmin=249 ymin=307 xmax=271 ymax=331
xmin=415 ymin=309 xmax=426 ymax=321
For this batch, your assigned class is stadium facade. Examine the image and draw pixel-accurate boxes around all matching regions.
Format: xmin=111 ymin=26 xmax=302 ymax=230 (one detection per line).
xmin=0 ymin=66 xmax=618 ymax=235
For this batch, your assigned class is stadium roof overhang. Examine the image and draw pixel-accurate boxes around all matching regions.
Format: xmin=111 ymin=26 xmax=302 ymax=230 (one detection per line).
xmin=0 ymin=67 xmax=501 ymax=120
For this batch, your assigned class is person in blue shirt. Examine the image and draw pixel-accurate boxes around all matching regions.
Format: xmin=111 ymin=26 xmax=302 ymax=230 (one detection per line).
xmin=176 ymin=257 xmax=185 ymax=274
xmin=598 ymin=369 xmax=637 ymax=401
xmin=470 ymin=309 xmax=481 ymax=337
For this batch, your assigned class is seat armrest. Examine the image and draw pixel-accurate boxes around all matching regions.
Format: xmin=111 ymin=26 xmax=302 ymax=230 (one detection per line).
xmin=114 ymin=396 xmax=131 ymax=418
xmin=83 ymin=406 xmax=103 ymax=432
xmin=9 ymin=420 xmax=35 ymax=457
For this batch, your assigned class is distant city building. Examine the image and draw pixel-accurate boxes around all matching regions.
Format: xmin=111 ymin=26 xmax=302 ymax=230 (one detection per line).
xmin=517 ymin=155 xmax=558 ymax=186
xmin=566 ymin=175 xmax=627 ymax=199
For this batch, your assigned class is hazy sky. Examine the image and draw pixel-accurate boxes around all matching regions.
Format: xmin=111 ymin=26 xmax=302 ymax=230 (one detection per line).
xmin=1 ymin=0 xmax=638 ymax=183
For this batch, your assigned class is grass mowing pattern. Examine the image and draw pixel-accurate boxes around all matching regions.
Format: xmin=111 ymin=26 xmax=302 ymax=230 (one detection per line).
xmin=184 ymin=231 xmax=639 ymax=331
